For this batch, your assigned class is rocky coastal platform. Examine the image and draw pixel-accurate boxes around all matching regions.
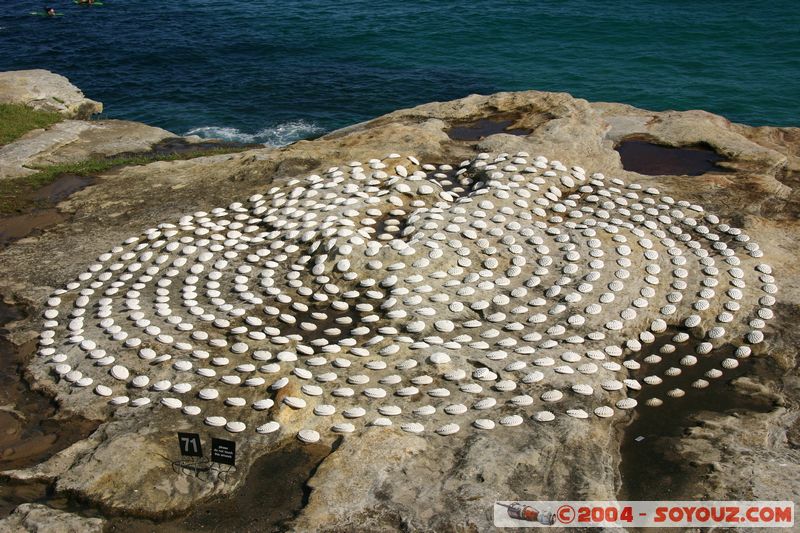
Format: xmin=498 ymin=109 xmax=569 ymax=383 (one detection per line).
xmin=0 ymin=71 xmax=798 ymax=531
xmin=0 ymin=70 xmax=219 ymax=181
xmin=0 ymin=70 xmax=103 ymax=119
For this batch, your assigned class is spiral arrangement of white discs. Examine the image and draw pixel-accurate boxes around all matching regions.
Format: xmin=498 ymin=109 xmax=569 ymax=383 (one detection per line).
xmin=36 ymin=152 xmax=777 ymax=442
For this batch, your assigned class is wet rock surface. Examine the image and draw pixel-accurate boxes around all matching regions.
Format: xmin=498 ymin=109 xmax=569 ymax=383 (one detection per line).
xmin=0 ymin=88 xmax=798 ymax=530
xmin=614 ymin=137 xmax=731 ymax=176
xmin=0 ymin=299 xmax=99 ymax=474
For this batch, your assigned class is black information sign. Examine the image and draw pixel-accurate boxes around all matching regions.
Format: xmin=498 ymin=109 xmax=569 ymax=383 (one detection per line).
xmin=211 ymin=438 xmax=236 ymax=466
xmin=177 ymin=432 xmax=203 ymax=457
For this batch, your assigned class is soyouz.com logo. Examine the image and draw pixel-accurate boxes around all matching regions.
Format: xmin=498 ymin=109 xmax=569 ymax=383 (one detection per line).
xmin=493 ymin=501 xmax=795 ymax=527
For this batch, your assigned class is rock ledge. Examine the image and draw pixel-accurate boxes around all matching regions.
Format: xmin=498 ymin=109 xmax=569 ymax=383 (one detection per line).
xmin=0 ymin=70 xmax=102 ymax=119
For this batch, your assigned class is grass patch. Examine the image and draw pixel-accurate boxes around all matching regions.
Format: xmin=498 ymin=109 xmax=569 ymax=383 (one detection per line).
xmin=0 ymin=146 xmax=247 ymax=216
xmin=0 ymin=103 xmax=63 ymax=145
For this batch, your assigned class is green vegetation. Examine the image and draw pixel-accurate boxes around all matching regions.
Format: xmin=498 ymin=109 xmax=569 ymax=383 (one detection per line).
xmin=0 ymin=146 xmax=247 ymax=216
xmin=0 ymin=103 xmax=63 ymax=145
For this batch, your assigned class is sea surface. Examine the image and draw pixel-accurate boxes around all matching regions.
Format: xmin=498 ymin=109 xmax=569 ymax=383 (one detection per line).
xmin=2 ymin=1 xmax=798 ymax=145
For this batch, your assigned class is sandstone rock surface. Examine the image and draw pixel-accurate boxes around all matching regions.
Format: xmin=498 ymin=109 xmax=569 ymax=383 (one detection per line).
xmin=0 ymin=70 xmax=102 ymax=119
xmin=0 ymin=88 xmax=798 ymax=532
xmin=0 ymin=119 xmax=176 ymax=179
xmin=0 ymin=504 xmax=105 ymax=533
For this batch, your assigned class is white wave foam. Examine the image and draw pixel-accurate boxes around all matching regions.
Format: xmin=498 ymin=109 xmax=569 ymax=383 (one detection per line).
xmin=185 ymin=120 xmax=324 ymax=146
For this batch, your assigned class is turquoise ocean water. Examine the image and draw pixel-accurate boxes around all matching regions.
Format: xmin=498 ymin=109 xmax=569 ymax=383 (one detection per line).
xmin=2 ymin=1 xmax=798 ymax=144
